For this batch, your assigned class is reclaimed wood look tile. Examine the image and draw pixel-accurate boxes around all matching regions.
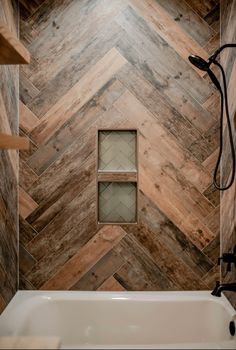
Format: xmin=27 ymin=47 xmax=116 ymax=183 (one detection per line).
xmin=27 ymin=158 xmax=95 ymax=232
xmin=19 ymin=275 xmax=36 ymax=290
xmin=26 ymin=182 xmax=96 ymax=261
xmin=19 ymin=187 xmax=38 ymax=219
xmin=19 ymin=0 xmax=47 ymax=20
xmin=202 ymin=233 xmax=220 ymax=265
xmin=114 ymin=235 xmax=178 ymax=290
xmin=114 ymin=90 xmax=212 ymax=192
xmin=0 ymin=0 xmax=18 ymax=34
xmin=19 ymin=130 xmax=38 ymax=162
xmin=204 ymin=32 xmax=220 ymax=55
xmin=114 ymin=261 xmax=157 ymax=291
xmin=203 ymin=182 xmax=220 ymax=208
xmin=0 ymin=94 xmax=18 ymax=177
xmin=116 ymin=63 xmax=216 ymax=134
xmin=27 ymin=80 xmax=126 ymax=175
xmin=98 ymin=276 xmax=126 ymax=291
xmin=0 ymin=0 xmax=18 ymax=313
xmin=204 ymin=206 xmax=220 ymax=236
xmin=19 ymin=216 xmax=38 ymax=247
xmin=152 ymin=0 xmax=215 ymax=46
xmin=204 ymin=4 xmax=220 ymax=32
xmin=70 ymin=250 xmax=125 ymax=291
xmin=184 ymin=0 xmax=219 ymax=21
xmin=202 ymin=265 xmax=220 ymax=289
xmin=220 ymin=0 xmax=236 ymax=309
xmin=19 ymin=0 xmax=220 ymax=292
xmin=40 ymin=226 xmax=127 ymax=290
xmin=202 ymin=147 xmax=220 ymax=173
xmin=0 ymin=294 xmax=6 ymax=314
xmin=19 ymin=158 xmax=38 ymax=191
xmin=138 ymin=192 xmax=214 ymax=273
xmin=26 ymin=216 xmax=98 ymax=288
xmin=0 ymin=194 xmax=17 ymax=290
xmin=19 ymin=101 xmax=39 ymax=134
xmin=27 ymin=23 xmax=125 ymax=117
xmin=129 ymin=0 xmax=209 ymax=77
xmin=30 ymin=48 xmax=127 ymax=145
xmin=124 ymin=225 xmax=208 ymax=290
xmin=0 ymin=264 xmax=15 ymax=308
xmin=19 ymin=70 xmax=40 ymax=105
xmin=27 ymin=0 xmax=126 ymax=87
xmin=19 ymin=245 xmax=37 ymax=275
xmin=115 ymin=6 xmax=214 ymax=104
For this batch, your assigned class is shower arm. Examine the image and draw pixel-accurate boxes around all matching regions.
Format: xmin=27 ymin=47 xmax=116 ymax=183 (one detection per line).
xmin=208 ymin=43 xmax=236 ymax=64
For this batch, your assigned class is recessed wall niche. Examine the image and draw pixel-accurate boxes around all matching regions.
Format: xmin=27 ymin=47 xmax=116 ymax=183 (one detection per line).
xmin=97 ymin=129 xmax=138 ymax=224
xmin=98 ymin=130 xmax=137 ymax=172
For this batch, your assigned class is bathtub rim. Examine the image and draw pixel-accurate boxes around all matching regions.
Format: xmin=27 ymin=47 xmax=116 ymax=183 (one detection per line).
xmin=1 ymin=290 xmax=235 ymax=349
xmin=1 ymin=290 xmax=235 ymax=317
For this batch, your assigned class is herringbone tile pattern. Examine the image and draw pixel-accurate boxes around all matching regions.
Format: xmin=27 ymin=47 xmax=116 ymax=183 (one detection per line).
xmin=98 ymin=130 xmax=136 ymax=171
xmin=98 ymin=182 xmax=137 ymax=223
xmin=19 ymin=0 xmax=221 ymax=291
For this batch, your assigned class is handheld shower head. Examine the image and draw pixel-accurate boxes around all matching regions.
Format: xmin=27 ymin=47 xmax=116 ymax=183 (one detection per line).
xmin=188 ymin=55 xmax=210 ymax=71
xmin=188 ymin=43 xmax=236 ymax=191
xmin=188 ymin=55 xmax=221 ymax=91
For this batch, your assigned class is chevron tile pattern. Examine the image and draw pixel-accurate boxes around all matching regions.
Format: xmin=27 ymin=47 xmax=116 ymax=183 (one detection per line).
xmin=19 ymin=0 xmax=221 ymax=291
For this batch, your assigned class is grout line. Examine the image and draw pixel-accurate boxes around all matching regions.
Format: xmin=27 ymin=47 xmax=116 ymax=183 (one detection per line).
xmin=20 ymin=0 xmax=48 ymax=23
xmin=182 ymin=0 xmax=218 ymax=35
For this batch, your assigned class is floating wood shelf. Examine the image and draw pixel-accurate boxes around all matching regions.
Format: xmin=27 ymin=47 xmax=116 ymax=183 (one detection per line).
xmin=0 ymin=23 xmax=30 ymax=64
xmin=0 ymin=133 xmax=29 ymax=150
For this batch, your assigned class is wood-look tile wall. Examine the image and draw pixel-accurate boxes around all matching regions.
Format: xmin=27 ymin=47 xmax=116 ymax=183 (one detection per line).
xmin=19 ymin=0 xmax=221 ymax=291
xmin=0 ymin=0 xmax=19 ymax=313
xmin=221 ymin=0 xmax=236 ymax=309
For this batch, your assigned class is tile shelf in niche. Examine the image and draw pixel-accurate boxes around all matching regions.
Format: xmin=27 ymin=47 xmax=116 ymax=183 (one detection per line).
xmin=97 ymin=172 xmax=137 ymax=183
xmin=97 ymin=170 xmax=137 ymax=173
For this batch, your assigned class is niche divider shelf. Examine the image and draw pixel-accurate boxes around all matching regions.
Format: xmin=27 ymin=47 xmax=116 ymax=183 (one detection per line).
xmin=97 ymin=172 xmax=137 ymax=183
xmin=0 ymin=23 xmax=30 ymax=64
xmin=97 ymin=129 xmax=138 ymax=225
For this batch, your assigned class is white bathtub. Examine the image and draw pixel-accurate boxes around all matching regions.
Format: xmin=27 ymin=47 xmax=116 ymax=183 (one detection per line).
xmin=0 ymin=291 xmax=235 ymax=349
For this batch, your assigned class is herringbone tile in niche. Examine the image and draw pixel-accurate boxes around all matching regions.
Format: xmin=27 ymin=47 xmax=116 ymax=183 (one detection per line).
xmin=98 ymin=130 xmax=137 ymax=172
xmin=98 ymin=182 xmax=137 ymax=223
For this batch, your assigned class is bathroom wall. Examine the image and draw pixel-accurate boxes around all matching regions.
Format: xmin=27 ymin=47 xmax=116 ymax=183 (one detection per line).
xmin=221 ymin=0 xmax=236 ymax=309
xmin=0 ymin=0 xmax=19 ymax=313
xmin=19 ymin=0 xmax=221 ymax=291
